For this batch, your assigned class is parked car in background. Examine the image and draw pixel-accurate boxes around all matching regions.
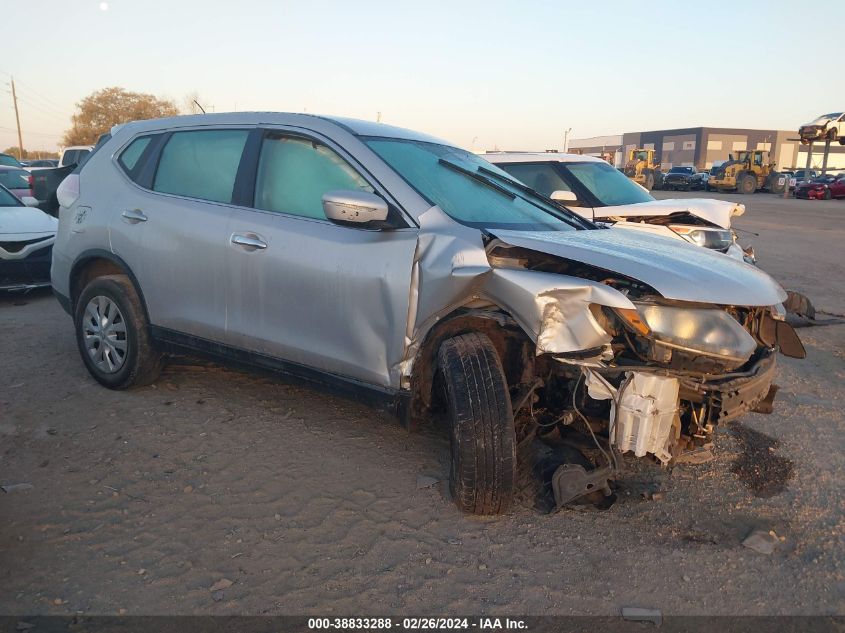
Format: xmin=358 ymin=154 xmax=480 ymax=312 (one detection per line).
xmin=789 ymin=168 xmax=819 ymax=190
xmin=51 ymin=113 xmax=803 ymax=515
xmin=58 ymin=145 xmax=94 ymax=168
xmin=0 ymin=183 xmax=56 ymax=291
xmin=690 ymin=170 xmax=709 ymax=190
xmin=0 ymin=166 xmax=35 ymax=199
xmin=0 ymin=153 xmax=24 ymax=168
xmin=23 ymin=159 xmax=59 ymax=172
xmin=799 ymin=112 xmax=845 ymax=144
xmin=487 ymin=152 xmax=752 ymax=262
xmin=794 ymin=174 xmax=845 ymax=200
xmin=662 ymin=166 xmax=698 ymax=191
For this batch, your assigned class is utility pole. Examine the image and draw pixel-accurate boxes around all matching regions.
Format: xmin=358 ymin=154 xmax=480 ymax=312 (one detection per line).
xmin=10 ymin=78 xmax=24 ymax=161
xmin=563 ymin=127 xmax=572 ymax=153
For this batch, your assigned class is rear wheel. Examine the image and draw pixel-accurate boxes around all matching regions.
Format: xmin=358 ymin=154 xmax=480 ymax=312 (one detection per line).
xmin=437 ymin=333 xmax=516 ymax=515
xmin=74 ymin=275 xmax=162 ymax=389
xmin=768 ymin=173 xmax=786 ymax=194
xmin=738 ymin=173 xmax=757 ymax=194
xmin=644 ymin=172 xmax=655 ymax=191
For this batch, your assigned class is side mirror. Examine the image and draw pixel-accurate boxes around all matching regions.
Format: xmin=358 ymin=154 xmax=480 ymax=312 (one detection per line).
xmin=550 ymin=190 xmax=578 ymax=203
xmin=322 ymin=190 xmax=390 ymax=228
xmin=21 ymin=196 xmax=40 ymax=207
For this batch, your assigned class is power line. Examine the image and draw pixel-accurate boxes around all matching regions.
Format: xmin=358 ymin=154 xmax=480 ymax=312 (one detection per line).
xmin=13 ymin=93 xmax=71 ymax=123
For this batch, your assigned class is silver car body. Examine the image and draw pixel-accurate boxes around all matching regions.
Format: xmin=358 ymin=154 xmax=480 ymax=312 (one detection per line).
xmin=52 ymin=114 xmax=790 ymax=465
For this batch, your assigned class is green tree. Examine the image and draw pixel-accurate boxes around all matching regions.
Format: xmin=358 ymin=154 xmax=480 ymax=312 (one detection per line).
xmin=62 ymin=87 xmax=178 ymax=146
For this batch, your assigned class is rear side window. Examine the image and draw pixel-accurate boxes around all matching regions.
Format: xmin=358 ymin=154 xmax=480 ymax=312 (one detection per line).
xmin=153 ymin=130 xmax=249 ymax=204
xmin=118 ymin=136 xmax=152 ymax=175
xmin=254 ymin=135 xmax=373 ymax=219
xmin=61 ymin=150 xmax=78 ymax=166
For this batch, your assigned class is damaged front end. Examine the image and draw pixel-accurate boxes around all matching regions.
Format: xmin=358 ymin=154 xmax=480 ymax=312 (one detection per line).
xmin=476 ymin=239 xmax=805 ymax=507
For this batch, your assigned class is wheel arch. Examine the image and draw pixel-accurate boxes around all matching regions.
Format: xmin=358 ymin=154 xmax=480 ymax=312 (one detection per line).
xmin=406 ymin=306 xmax=535 ymax=428
xmin=69 ymin=250 xmax=150 ymax=322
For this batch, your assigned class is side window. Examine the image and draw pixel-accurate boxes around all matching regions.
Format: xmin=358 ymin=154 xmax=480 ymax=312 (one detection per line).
xmin=62 ymin=150 xmax=77 ymax=166
xmin=153 ymin=130 xmax=249 ymax=204
xmin=254 ymin=134 xmax=374 ymax=219
xmin=118 ymin=136 xmax=152 ymax=177
xmin=497 ymin=163 xmax=572 ymax=197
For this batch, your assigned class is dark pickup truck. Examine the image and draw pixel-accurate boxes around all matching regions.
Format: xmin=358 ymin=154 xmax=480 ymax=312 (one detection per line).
xmin=662 ymin=165 xmax=698 ymax=191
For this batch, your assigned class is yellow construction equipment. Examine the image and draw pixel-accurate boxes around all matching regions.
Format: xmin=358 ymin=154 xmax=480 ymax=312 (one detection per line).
xmin=623 ymin=149 xmax=661 ymax=190
xmin=708 ymin=150 xmax=787 ymax=194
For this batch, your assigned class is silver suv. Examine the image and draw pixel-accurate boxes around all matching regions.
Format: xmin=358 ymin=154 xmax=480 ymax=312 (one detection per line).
xmin=51 ymin=113 xmax=804 ymax=515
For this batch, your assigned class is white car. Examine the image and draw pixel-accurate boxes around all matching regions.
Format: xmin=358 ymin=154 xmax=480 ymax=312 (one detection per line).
xmin=0 ymin=184 xmax=57 ymax=291
xmin=486 ymin=152 xmax=753 ymax=262
xmin=799 ymin=112 xmax=845 ymax=144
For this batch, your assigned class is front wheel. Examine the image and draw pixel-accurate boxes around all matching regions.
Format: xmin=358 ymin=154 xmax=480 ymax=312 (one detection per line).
xmin=738 ymin=174 xmax=757 ymax=194
xmin=74 ymin=275 xmax=162 ymax=389
xmin=437 ymin=333 xmax=516 ymax=515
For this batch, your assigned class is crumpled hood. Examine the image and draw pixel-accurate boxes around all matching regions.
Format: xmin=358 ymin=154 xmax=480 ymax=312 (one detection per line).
xmin=574 ymin=197 xmax=742 ymax=229
xmin=0 ymin=205 xmax=58 ymax=238
xmin=490 ymin=227 xmax=786 ymax=306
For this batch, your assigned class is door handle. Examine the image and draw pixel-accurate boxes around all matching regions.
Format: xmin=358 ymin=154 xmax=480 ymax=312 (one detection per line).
xmin=122 ymin=209 xmax=148 ymax=223
xmin=231 ymin=233 xmax=267 ymax=250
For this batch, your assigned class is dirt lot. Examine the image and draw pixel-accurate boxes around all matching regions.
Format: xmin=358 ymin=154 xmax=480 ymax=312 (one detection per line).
xmin=1 ymin=193 xmax=843 ymax=616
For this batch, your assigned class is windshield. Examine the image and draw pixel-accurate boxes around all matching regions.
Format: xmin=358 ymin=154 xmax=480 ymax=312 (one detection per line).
xmin=560 ymin=161 xmax=654 ymax=206
xmin=0 ymin=184 xmax=23 ymax=206
xmin=812 ymin=113 xmax=842 ymax=124
xmin=0 ymin=169 xmax=30 ymax=190
xmin=669 ymin=166 xmax=693 ymax=174
xmin=364 ymin=138 xmax=587 ymax=231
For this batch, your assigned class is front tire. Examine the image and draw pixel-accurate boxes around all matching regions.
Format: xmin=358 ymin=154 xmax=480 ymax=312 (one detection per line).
xmin=74 ymin=275 xmax=162 ymax=389
xmin=437 ymin=333 xmax=516 ymax=515
xmin=738 ymin=173 xmax=757 ymax=194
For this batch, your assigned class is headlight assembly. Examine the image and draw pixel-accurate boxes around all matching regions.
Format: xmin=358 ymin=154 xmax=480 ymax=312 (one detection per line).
xmin=669 ymin=225 xmax=734 ymax=250
xmin=631 ymin=303 xmax=757 ymax=363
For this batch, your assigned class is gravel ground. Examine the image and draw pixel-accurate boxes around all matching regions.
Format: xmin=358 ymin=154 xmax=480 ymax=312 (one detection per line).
xmin=1 ymin=193 xmax=843 ymax=616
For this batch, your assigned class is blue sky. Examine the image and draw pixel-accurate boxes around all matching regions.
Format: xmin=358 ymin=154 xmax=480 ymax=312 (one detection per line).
xmin=1 ymin=0 xmax=842 ymax=152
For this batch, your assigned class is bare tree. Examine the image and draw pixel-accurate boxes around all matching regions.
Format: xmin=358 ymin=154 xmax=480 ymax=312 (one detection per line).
xmin=62 ymin=87 xmax=179 ymax=146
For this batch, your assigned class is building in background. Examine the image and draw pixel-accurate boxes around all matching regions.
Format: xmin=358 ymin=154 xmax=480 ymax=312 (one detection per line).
xmin=567 ymin=127 xmax=845 ymax=171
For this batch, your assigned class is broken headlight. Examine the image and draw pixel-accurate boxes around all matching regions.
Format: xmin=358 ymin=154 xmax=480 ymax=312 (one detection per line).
xmin=669 ymin=225 xmax=734 ymax=251
xmin=633 ymin=303 xmax=757 ymax=363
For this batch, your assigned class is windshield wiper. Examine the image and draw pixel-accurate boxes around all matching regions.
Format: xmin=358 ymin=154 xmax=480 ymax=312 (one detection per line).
xmin=438 ymin=159 xmax=516 ymax=199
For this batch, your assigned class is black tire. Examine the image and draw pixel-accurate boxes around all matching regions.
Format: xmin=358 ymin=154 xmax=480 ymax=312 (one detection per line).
xmin=644 ymin=172 xmax=655 ymax=191
xmin=74 ymin=274 xmax=162 ymax=389
xmin=769 ymin=172 xmax=788 ymax=194
xmin=828 ymin=127 xmax=838 ymax=141
xmin=738 ymin=173 xmax=757 ymax=194
xmin=437 ymin=332 xmax=516 ymax=515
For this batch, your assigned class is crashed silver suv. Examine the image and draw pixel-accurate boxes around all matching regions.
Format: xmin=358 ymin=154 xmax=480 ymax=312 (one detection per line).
xmin=51 ymin=113 xmax=805 ymax=515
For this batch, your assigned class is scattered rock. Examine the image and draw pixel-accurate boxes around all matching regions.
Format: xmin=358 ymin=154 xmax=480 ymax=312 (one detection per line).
xmin=478 ymin=564 xmax=487 ymax=570
xmin=621 ymin=607 xmax=662 ymax=626
xmin=118 ymin=608 xmax=127 ymax=615
xmin=52 ymin=598 xmax=63 ymax=605
xmin=682 ymin=575 xmax=690 ymax=582
xmin=209 ymin=578 xmax=233 ymax=592
xmin=425 ymin=557 xmax=432 ymax=565
xmin=1 ymin=483 xmax=34 ymax=493
xmin=742 ymin=529 xmax=779 ymax=555
xmin=416 ymin=474 xmax=439 ymax=489
xmin=212 ymin=590 xmax=225 ymax=602
xmin=137 ymin=569 xmax=146 ymax=575
xmin=183 ymin=485 xmax=193 ymax=494
xmin=274 ymin=513 xmax=281 ymax=521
